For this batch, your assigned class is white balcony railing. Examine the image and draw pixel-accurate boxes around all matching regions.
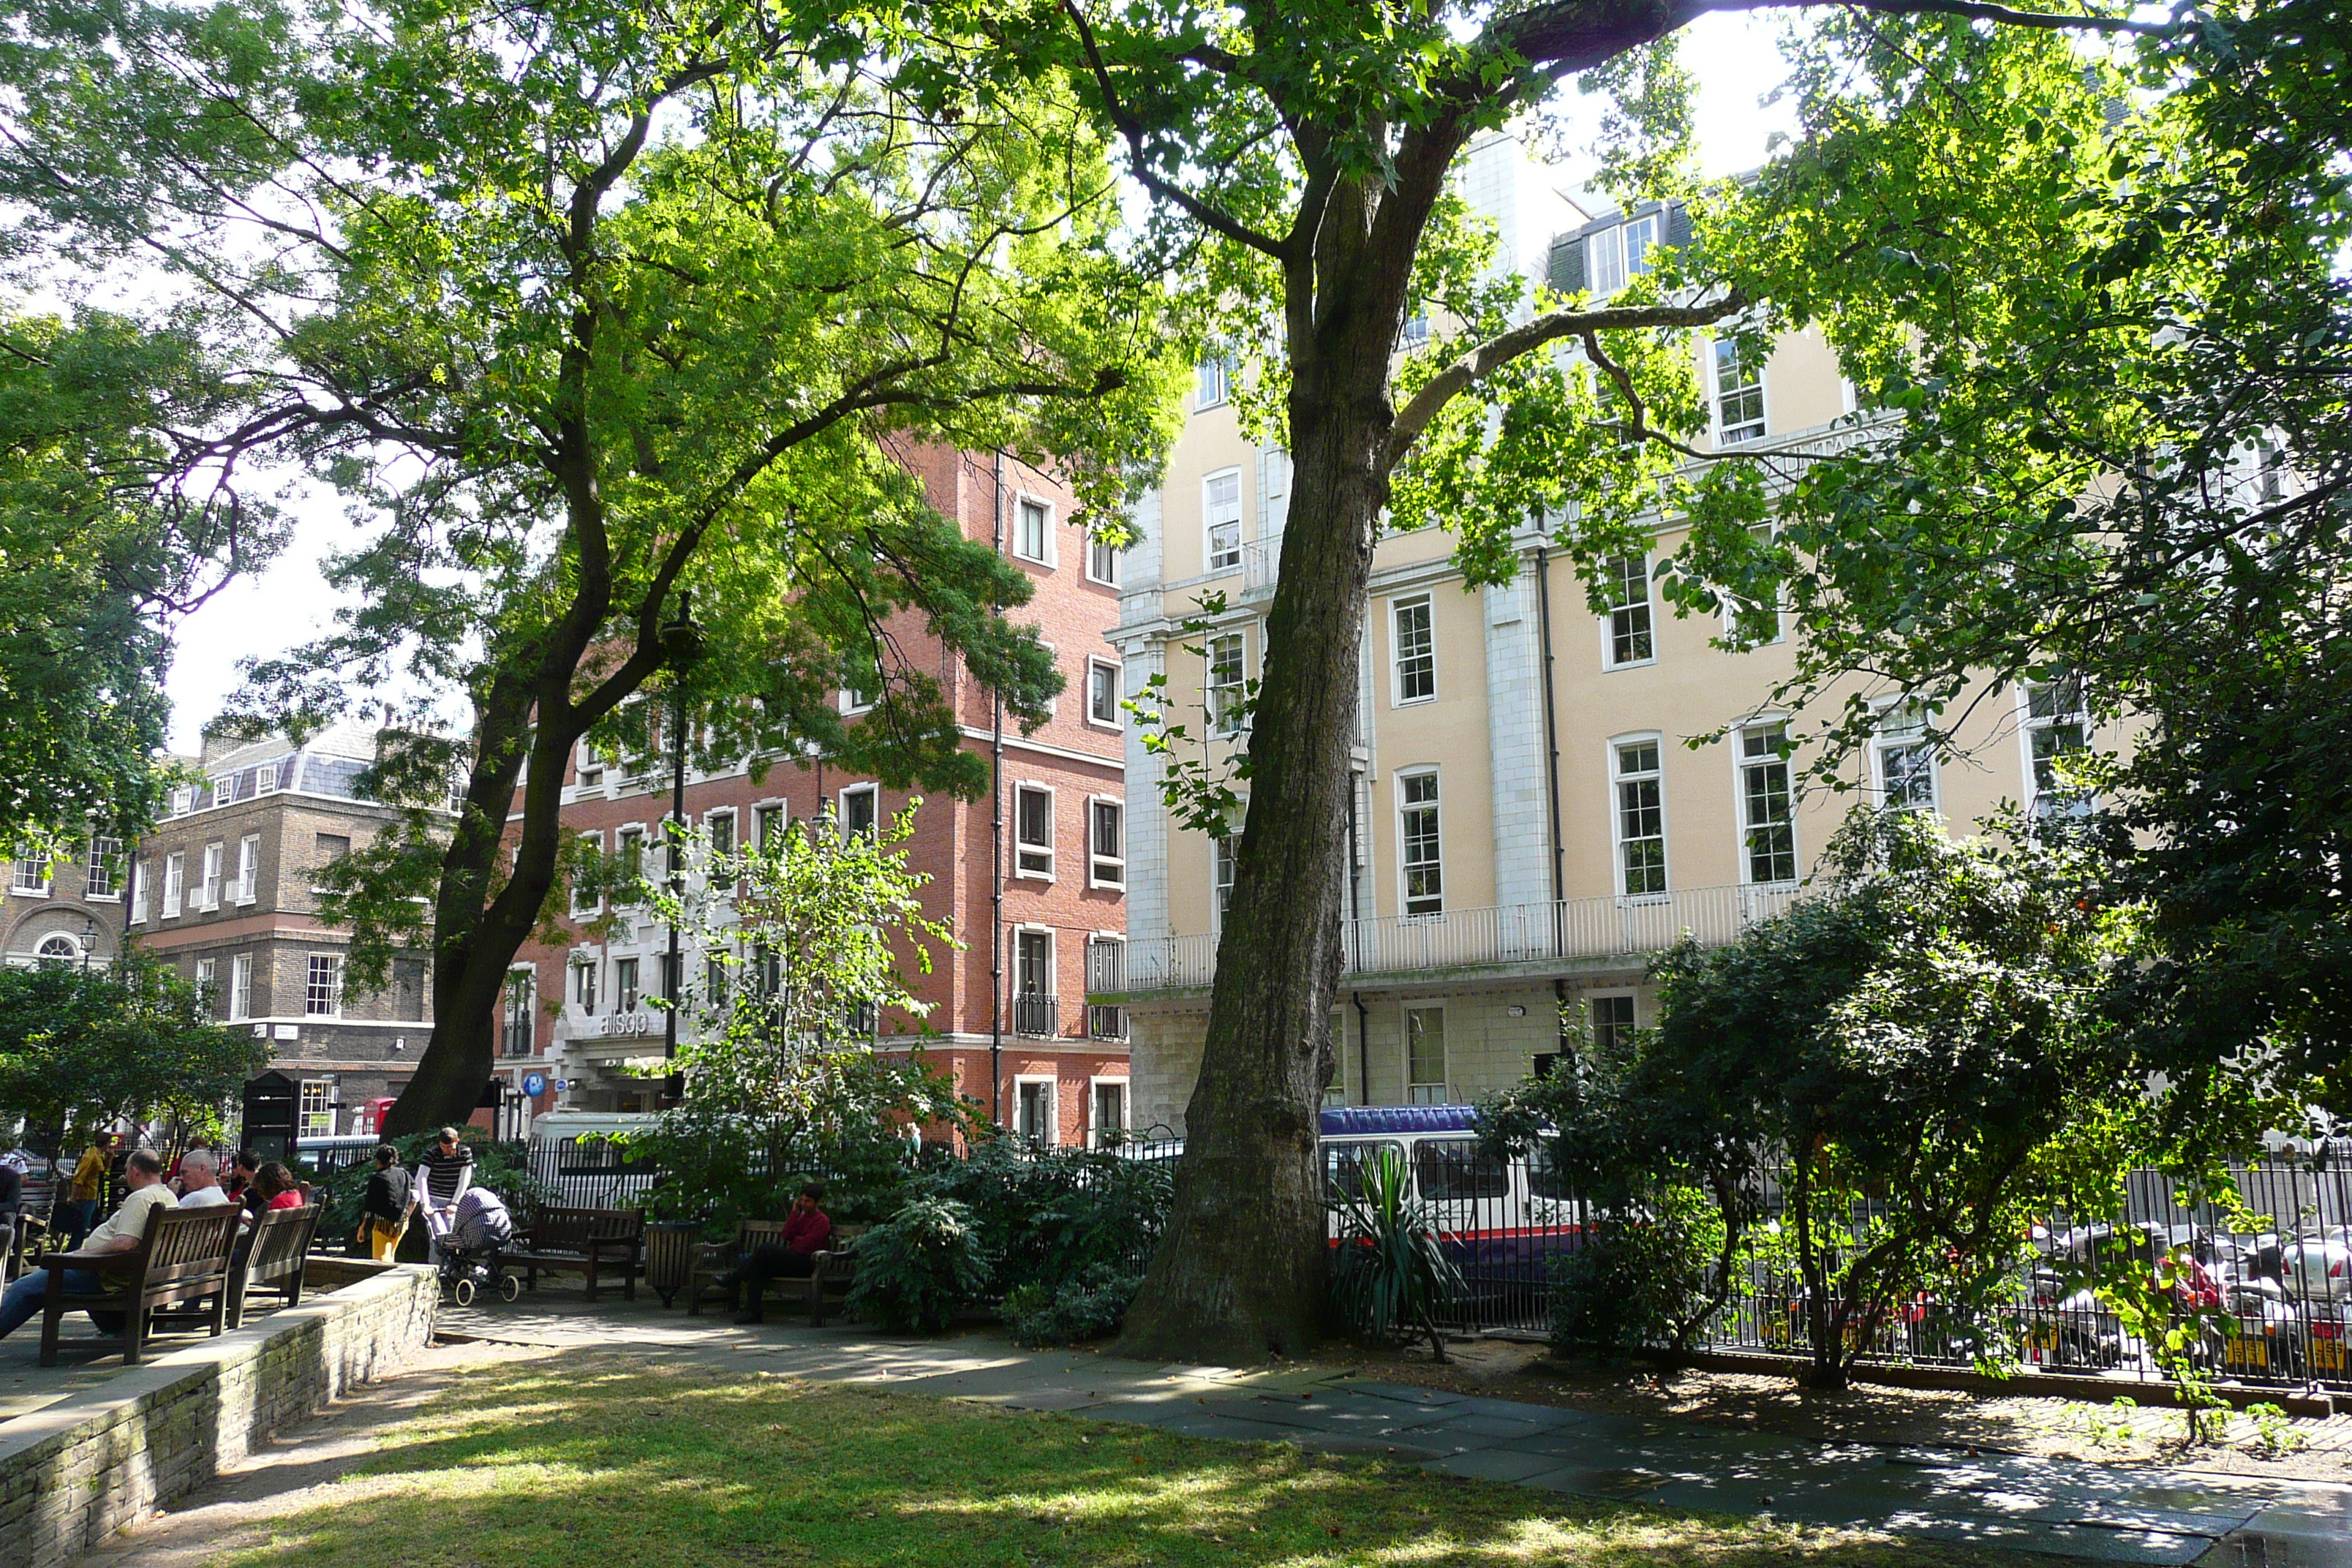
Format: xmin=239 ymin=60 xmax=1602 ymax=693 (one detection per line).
xmin=1240 ymin=535 xmax=1282 ymax=600
xmin=1117 ymin=882 xmax=1800 ymax=994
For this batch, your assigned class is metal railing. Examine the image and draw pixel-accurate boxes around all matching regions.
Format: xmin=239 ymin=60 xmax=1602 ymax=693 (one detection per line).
xmin=1088 ymin=1003 xmax=1128 ymax=1040
xmin=1011 ymin=992 xmax=1060 ymax=1038
xmin=1119 ymin=882 xmax=1801 ymax=992
xmin=1241 ymin=535 xmax=1282 ymax=600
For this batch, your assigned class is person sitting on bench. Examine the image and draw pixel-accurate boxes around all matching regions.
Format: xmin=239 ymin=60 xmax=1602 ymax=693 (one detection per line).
xmin=718 ymin=1185 xmax=831 ymax=1324
xmin=0 ymin=1150 xmax=175 ymax=1339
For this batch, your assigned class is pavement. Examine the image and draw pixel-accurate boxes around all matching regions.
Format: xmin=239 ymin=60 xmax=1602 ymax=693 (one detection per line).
xmin=435 ymin=1294 xmax=2352 ymax=1567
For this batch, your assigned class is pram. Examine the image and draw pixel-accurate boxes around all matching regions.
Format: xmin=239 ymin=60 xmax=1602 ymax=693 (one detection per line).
xmin=431 ymin=1188 xmax=520 ymax=1306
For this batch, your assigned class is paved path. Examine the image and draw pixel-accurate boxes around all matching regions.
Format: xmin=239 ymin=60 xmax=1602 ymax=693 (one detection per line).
xmin=437 ymin=1295 xmax=2352 ymax=1567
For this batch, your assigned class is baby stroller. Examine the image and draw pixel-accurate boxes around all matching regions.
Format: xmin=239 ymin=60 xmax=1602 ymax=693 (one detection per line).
xmin=434 ymin=1188 xmax=520 ymax=1306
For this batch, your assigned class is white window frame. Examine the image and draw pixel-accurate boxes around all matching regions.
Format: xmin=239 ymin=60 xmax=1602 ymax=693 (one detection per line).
xmin=613 ymin=825 xmax=647 ymax=906
xmin=10 ymin=849 xmax=49 ymax=896
xmin=1088 ymin=796 xmax=1125 ymax=889
xmin=1085 ymin=529 xmax=1119 ymax=587
xmin=1085 ymin=657 xmax=1123 ymax=729
xmin=572 ymin=831 xmax=605 ymax=916
xmin=195 ymin=958 xmax=215 ymax=1006
xmin=704 ymin=807 xmax=737 ymax=862
xmin=1012 ymin=491 xmax=1055 ymax=567
xmin=234 ymin=834 xmax=259 ymax=905
xmin=574 ymin=734 xmax=605 ymax=788
xmin=1590 ymin=992 xmax=1638 ymax=1056
xmin=1395 ymin=766 xmax=1444 ymax=918
xmin=1872 ymin=700 xmax=1940 ymax=814
xmin=1211 ymin=834 xmax=1237 ymax=932
xmin=1601 ymin=554 xmax=1656 ymax=669
xmin=1403 ymin=1003 xmax=1449 ymax=1105
xmin=1205 ymin=628 xmax=1248 ymax=736
xmin=298 ymin=1078 xmax=333 ymax=1139
xmin=228 ymin=954 xmax=252 ymax=1022
xmin=1087 ymin=1075 xmax=1130 ymax=1147
xmin=162 ymin=852 xmax=184 ymax=919
xmin=1391 ymin=595 xmax=1436 ymax=705
xmin=200 ymin=842 xmax=223 ymax=911
xmin=1611 ymin=734 xmax=1670 ymax=900
xmin=1014 ymin=1072 xmax=1060 ymax=1147
xmin=1735 ymin=721 xmax=1798 ymax=887
xmin=614 ymin=954 xmax=641 ymax=1015
xmin=570 ymin=954 xmax=600 ymax=1016
xmin=1195 ymin=355 xmax=1229 ymax=410
xmin=504 ymin=968 xmax=538 ymax=1055
xmin=754 ymin=802 xmax=786 ymax=851
xmin=169 ymin=785 xmax=195 ymax=817
xmin=128 ymin=858 xmax=147 ymax=924
xmin=85 ymin=837 xmax=121 ymax=900
xmin=1203 ymin=467 xmax=1243 ymax=573
xmin=840 ymin=667 xmax=879 ymax=715
xmin=1013 ymin=783 xmax=1055 ymax=879
xmin=838 ymin=783 xmax=879 ymax=840
xmin=305 ymin=953 xmax=344 ymax=1018
xmin=1711 ymin=336 xmax=1768 ymax=445
xmin=2019 ymin=676 xmax=2092 ymax=817
xmin=255 ymin=761 xmax=279 ymax=794
xmin=1721 ymin=524 xmax=1787 ymax=647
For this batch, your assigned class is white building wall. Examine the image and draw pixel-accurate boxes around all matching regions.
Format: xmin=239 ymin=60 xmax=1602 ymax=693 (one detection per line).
xmin=1482 ymin=557 xmax=1553 ymax=911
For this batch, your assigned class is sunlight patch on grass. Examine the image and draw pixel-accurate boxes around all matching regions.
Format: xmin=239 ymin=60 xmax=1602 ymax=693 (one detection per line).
xmin=212 ymin=1354 xmax=2031 ymax=1568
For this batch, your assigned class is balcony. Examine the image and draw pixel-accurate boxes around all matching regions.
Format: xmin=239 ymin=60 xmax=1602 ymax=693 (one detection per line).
xmin=1011 ymin=992 xmax=1060 ymax=1038
xmin=1088 ymin=1003 xmax=1128 ymax=1041
xmin=1241 ymin=536 xmax=1282 ymax=602
xmin=1117 ymin=882 xmax=1801 ymax=995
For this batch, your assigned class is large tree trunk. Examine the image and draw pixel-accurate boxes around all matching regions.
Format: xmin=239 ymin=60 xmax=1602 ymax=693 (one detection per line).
xmin=1117 ymin=329 xmax=1401 ymax=1362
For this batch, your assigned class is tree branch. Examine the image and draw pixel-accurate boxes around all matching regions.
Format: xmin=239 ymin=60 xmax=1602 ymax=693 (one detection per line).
xmin=1386 ymin=293 xmax=1745 ymax=470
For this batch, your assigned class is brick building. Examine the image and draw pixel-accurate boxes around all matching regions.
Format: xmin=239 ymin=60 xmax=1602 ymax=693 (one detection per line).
xmin=3 ymin=829 xmax=128 ymax=972
xmin=503 ymin=448 xmax=1134 ymax=1146
xmin=128 ymin=724 xmax=445 ymax=1135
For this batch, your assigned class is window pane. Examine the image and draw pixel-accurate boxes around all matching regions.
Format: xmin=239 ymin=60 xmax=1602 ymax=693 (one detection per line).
xmin=1740 ymin=725 xmax=1797 ymax=883
xmin=1605 ymin=555 xmax=1652 ymax=664
xmin=1399 ymin=772 xmax=1442 ymax=916
xmin=1614 ymin=744 xmax=1666 ymax=896
xmin=1393 ymin=598 xmax=1435 ymax=701
xmin=1715 ymin=338 xmax=1765 ymax=443
xmin=1406 ymin=1008 xmax=1447 ymax=1101
xmin=1205 ymin=472 xmax=1242 ymax=569
xmin=1207 ymin=633 xmax=1247 ymax=734
xmin=1090 ymin=662 xmax=1120 ymax=724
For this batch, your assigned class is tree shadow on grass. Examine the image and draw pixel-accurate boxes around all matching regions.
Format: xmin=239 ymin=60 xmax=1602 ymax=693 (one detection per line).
xmin=212 ymin=1354 xmax=2028 ymax=1567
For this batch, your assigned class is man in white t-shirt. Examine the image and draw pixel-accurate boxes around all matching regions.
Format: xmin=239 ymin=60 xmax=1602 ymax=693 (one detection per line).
xmin=175 ymin=1150 xmax=236 ymax=1211
xmin=0 ymin=1148 xmax=177 ymax=1338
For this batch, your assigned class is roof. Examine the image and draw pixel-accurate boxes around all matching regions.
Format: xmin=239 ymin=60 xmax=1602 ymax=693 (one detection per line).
xmin=1319 ymin=1105 xmax=1483 ymax=1137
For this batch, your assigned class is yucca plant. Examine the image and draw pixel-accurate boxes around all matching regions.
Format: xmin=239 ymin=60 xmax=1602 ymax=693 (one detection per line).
xmin=1328 ymin=1147 xmax=1463 ymax=1360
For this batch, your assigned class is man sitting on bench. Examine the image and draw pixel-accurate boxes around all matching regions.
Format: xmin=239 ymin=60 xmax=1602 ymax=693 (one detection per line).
xmin=717 ymin=1184 xmax=831 ymax=1324
xmin=0 ymin=1149 xmax=176 ymax=1339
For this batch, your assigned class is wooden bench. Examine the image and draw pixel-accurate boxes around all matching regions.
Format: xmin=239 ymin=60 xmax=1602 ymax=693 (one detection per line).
xmin=39 ymin=1205 xmax=242 ymax=1365
xmin=228 ymin=1203 xmax=322 ymax=1327
xmin=685 ymin=1220 xmax=864 ymax=1326
xmin=506 ymin=1206 xmax=644 ymax=1301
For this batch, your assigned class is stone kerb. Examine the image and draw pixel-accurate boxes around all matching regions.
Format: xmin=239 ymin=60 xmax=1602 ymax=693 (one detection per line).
xmin=0 ymin=1262 xmax=437 ymax=1568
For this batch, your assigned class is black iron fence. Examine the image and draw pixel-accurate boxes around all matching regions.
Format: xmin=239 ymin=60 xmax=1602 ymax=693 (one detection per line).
xmin=1368 ymin=1139 xmax=2352 ymax=1395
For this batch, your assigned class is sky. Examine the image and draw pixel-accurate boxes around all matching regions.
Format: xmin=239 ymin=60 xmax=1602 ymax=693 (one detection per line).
xmin=159 ymin=13 xmax=1801 ymax=754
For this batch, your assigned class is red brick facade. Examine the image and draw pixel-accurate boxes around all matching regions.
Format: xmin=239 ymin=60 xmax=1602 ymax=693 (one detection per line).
xmin=500 ymin=447 xmax=1131 ymax=1146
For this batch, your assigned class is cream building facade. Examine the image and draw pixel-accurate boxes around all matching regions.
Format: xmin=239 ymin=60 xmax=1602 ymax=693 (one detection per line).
xmin=1107 ymin=154 xmax=2090 ymax=1137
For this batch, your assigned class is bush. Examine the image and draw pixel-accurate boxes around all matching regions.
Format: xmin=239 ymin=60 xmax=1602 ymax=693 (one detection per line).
xmin=1002 ymin=1263 xmax=1144 ymax=1347
xmin=845 ymin=1194 xmax=991 ymax=1333
xmin=919 ymin=1139 xmax=1170 ymax=1296
xmin=1328 ymin=1146 xmax=1462 ymax=1358
xmin=1550 ymin=1186 xmax=1726 ymax=1356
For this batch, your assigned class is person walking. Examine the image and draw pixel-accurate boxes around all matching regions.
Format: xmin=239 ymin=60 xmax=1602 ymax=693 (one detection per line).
xmin=0 ymin=1149 xmax=176 ymax=1340
xmin=359 ymin=1145 xmax=410 ymax=1262
xmin=412 ymin=1129 xmax=475 ymax=1264
xmin=61 ymin=1136 xmax=109 ymax=1250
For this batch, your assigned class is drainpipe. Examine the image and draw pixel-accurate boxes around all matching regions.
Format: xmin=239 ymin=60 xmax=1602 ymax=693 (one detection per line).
xmin=1346 ymin=780 xmax=1369 ymax=1104
xmin=990 ymin=453 xmax=1007 ymax=1125
xmin=1534 ymin=546 xmax=1572 ymax=1071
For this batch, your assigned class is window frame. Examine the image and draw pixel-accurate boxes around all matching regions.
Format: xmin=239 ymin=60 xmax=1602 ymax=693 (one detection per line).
xmin=1872 ymin=700 xmax=1940 ymax=815
xmin=1086 ymin=657 xmax=1123 ymax=728
xmin=573 ymin=734 xmax=605 ymax=789
xmin=570 ymin=954 xmax=600 ymax=1016
xmin=1088 ymin=796 xmax=1125 ymax=889
xmin=614 ymin=954 xmax=641 ymax=1015
xmin=1711 ymin=335 xmax=1768 ymax=445
xmin=1395 ymin=766 xmax=1444 ymax=918
xmin=1601 ymin=553 xmax=1656 ymax=669
xmin=304 ymin=953 xmax=344 ymax=1019
xmin=198 ymin=842 xmax=223 ymax=910
xmin=228 ymin=954 xmax=252 ymax=1022
xmin=1202 ymin=467 xmax=1244 ymax=573
xmin=754 ymin=802 xmax=785 ymax=851
xmin=1014 ymin=1072 xmax=1060 ymax=1147
xmin=571 ymin=831 xmax=606 ymax=917
xmin=234 ymin=834 xmax=260 ymax=905
xmin=162 ymin=851 xmax=184 ymax=918
xmin=1013 ymin=924 xmax=1056 ymax=1001
xmin=1195 ymin=355 xmax=1229 ymax=410
xmin=1012 ymin=783 xmax=1055 ymax=879
xmin=1012 ymin=491 xmax=1055 ymax=567
xmin=1720 ymin=524 xmax=1787 ymax=647
xmin=1611 ymin=734 xmax=1670 ymax=900
xmin=1403 ymin=1003 xmax=1449 ymax=1105
xmin=1590 ymin=992 xmax=1638 ymax=1056
xmin=1205 ymin=628 xmax=1248 ymax=736
xmin=298 ymin=1078 xmax=333 ymax=1139
xmin=1735 ymin=721 xmax=1799 ymax=887
xmin=84 ymin=837 xmax=121 ymax=900
xmin=1085 ymin=529 xmax=1120 ymax=587
xmin=1390 ymin=594 xmax=1437 ymax=705
xmin=2019 ymin=676 xmax=2092 ymax=817
xmin=838 ymin=783 xmax=879 ymax=841
xmin=502 ymin=968 xmax=536 ymax=1057
xmin=1088 ymin=1076 xmax=1130 ymax=1147
xmin=704 ymin=807 xmax=736 ymax=862
xmin=10 ymin=848 xmax=49 ymax=897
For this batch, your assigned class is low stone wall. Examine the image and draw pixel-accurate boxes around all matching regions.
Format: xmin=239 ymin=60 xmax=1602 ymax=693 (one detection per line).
xmin=0 ymin=1261 xmax=437 ymax=1568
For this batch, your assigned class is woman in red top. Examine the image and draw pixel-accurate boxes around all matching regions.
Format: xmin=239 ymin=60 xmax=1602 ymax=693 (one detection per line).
xmin=252 ymin=1162 xmax=306 ymax=1212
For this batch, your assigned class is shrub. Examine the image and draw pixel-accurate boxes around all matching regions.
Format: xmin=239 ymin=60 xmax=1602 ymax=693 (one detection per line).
xmin=1549 ymin=1186 xmax=1725 ymax=1356
xmin=1328 ymin=1146 xmax=1462 ymax=1359
xmin=845 ymin=1194 xmax=991 ymax=1333
xmin=919 ymin=1139 xmax=1171 ymax=1300
xmin=1001 ymin=1263 xmax=1144 ymax=1347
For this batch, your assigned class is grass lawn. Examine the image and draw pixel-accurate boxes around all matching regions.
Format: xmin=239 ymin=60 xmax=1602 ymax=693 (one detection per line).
xmin=221 ymin=1352 xmax=2027 ymax=1567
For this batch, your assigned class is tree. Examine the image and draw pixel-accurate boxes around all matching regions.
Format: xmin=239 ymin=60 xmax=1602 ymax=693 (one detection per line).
xmin=621 ymin=804 xmax=977 ymax=1227
xmin=1487 ymin=808 xmax=2134 ymax=1388
xmin=910 ymin=0 xmax=2176 ymax=1360
xmin=0 ymin=954 xmax=269 ymax=1145
xmin=0 ymin=306 xmax=276 ymax=846
xmin=0 ymin=0 xmax=1180 ymax=1134
xmin=1654 ymin=0 xmax=2352 ymax=1144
